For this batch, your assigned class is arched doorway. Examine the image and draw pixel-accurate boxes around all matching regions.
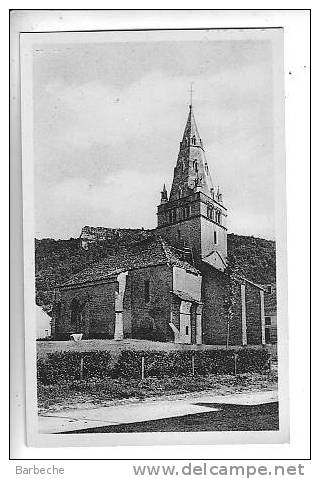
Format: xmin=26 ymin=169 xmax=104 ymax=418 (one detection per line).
xmin=70 ymin=299 xmax=83 ymax=333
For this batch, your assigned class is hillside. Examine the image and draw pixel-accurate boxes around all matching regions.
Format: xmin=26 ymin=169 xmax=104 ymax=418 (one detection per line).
xmin=35 ymin=232 xmax=276 ymax=313
xmin=227 ymin=233 xmax=276 ymax=285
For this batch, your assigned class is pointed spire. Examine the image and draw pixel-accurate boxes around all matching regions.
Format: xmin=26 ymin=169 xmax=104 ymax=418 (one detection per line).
xmin=216 ymin=186 xmax=223 ymax=203
xmin=181 ymin=98 xmax=203 ymax=150
xmin=169 ymin=102 xmax=215 ymax=201
xmin=161 ymin=184 xmax=168 ymax=204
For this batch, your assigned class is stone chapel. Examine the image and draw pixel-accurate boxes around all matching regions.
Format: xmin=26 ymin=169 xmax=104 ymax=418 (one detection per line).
xmin=53 ymin=102 xmax=266 ymax=346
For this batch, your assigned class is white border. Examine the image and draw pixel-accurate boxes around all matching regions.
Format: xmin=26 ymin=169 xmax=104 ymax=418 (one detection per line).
xmin=21 ymin=27 xmax=287 ymax=449
xmin=11 ymin=9 xmax=309 ymax=461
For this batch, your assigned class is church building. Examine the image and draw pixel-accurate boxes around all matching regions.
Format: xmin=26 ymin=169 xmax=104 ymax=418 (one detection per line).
xmin=53 ymin=101 xmax=266 ymax=346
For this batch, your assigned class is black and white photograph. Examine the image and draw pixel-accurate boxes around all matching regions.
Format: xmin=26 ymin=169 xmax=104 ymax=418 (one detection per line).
xmin=19 ymin=24 xmax=290 ymax=448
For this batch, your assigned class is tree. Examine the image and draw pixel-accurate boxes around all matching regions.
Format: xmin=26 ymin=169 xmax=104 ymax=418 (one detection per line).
xmin=223 ymin=253 xmax=240 ymax=349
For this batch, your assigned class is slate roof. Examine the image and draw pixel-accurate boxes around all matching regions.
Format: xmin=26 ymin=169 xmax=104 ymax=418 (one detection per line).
xmin=60 ymin=236 xmax=200 ymax=288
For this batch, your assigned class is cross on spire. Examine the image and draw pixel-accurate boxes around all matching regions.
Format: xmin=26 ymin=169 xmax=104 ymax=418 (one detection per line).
xmin=189 ymin=82 xmax=194 ymax=108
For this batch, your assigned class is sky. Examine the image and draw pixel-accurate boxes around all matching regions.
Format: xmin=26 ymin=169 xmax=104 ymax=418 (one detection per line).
xmin=33 ymin=36 xmax=276 ymax=240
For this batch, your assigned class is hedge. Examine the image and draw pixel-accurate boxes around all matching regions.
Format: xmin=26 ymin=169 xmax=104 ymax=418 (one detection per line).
xmin=112 ymin=349 xmax=270 ymax=379
xmin=37 ymin=350 xmax=113 ymax=385
xmin=37 ymin=348 xmax=270 ymax=385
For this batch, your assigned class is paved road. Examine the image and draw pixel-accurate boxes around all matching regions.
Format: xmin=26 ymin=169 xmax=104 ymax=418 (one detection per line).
xmin=39 ymin=389 xmax=278 ymax=434
xmin=64 ymin=402 xmax=279 ymax=433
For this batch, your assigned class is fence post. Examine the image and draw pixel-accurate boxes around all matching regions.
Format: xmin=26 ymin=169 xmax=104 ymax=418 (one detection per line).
xmin=80 ymin=356 xmax=84 ymax=381
xmin=234 ymin=353 xmax=238 ymax=376
xmin=226 ymin=321 xmax=230 ymax=350
xmin=191 ymin=355 xmax=195 ymax=376
xmin=141 ymin=355 xmax=145 ymax=380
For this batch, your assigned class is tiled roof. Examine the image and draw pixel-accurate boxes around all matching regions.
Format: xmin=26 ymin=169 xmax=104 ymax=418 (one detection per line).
xmin=60 ymin=236 xmax=200 ymax=288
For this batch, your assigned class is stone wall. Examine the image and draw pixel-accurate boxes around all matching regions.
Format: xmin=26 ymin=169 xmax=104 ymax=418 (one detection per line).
xmin=157 ymin=191 xmax=227 ymax=269
xmin=200 ymin=264 xmax=229 ymax=345
xmin=157 ymin=200 xmax=203 ymax=260
xmin=54 ymin=263 xmax=265 ymax=345
xmin=172 ymin=266 xmax=202 ymax=300
xmin=265 ymin=314 xmax=277 ymax=344
xmin=55 ymin=281 xmax=117 ymax=340
xmin=228 ymin=282 xmax=243 ymax=346
xmin=200 ymin=213 xmax=227 ymax=264
xmin=246 ymin=282 xmax=263 ymax=345
xmin=124 ymin=265 xmax=174 ymax=342
xmin=80 ymin=226 xmax=153 ymax=249
xmin=200 ymin=265 xmax=263 ymax=346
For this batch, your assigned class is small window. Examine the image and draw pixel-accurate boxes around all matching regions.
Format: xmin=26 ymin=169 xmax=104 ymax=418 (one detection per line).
xmin=214 ymin=231 xmax=217 ymax=244
xmin=144 ymin=280 xmax=150 ymax=303
xmin=265 ymin=317 xmax=271 ymax=325
xmin=169 ymin=209 xmax=176 ymax=224
xmin=70 ymin=299 xmax=80 ymax=326
xmin=172 ymin=209 xmax=176 ymax=222
xmin=185 ymin=326 xmax=189 ymax=336
xmin=182 ymin=206 xmax=190 ymax=220
xmin=265 ymin=285 xmax=272 ymax=294
xmin=193 ymin=161 xmax=198 ymax=172
xmin=265 ymin=328 xmax=271 ymax=343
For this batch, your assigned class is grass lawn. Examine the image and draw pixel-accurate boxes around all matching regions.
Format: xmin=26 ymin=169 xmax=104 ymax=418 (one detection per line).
xmin=38 ymin=371 xmax=277 ymax=414
xmin=37 ymin=338 xmax=278 ymax=360
xmin=62 ymin=402 xmax=279 ymax=433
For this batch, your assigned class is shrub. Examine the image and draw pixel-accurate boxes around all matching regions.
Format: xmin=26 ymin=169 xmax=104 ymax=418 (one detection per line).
xmin=37 ymin=347 xmax=270 ymax=385
xmin=111 ymin=348 xmax=270 ymax=379
xmin=37 ymin=350 xmax=112 ymax=385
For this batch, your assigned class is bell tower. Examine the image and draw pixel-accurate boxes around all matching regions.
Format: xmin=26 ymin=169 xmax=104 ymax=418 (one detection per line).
xmin=157 ymin=97 xmax=227 ymax=271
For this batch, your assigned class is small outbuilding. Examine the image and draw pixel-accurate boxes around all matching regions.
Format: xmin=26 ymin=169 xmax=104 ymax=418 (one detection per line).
xmin=36 ymin=305 xmax=52 ymax=339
